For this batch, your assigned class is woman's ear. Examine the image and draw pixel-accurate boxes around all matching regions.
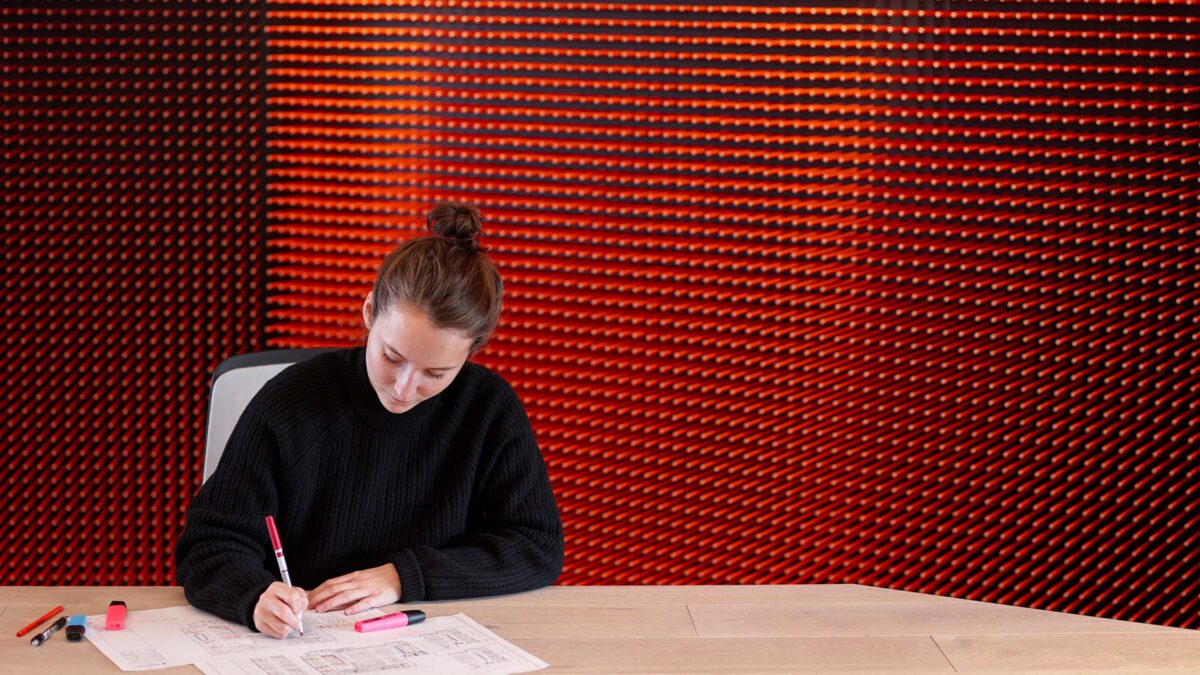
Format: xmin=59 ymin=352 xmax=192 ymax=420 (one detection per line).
xmin=362 ymin=292 xmax=374 ymax=330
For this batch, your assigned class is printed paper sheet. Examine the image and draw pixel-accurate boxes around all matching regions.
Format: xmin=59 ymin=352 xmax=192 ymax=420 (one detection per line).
xmin=83 ymin=605 xmax=547 ymax=674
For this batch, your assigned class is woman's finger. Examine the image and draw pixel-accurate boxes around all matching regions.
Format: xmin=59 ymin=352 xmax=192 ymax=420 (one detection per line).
xmin=316 ymin=586 xmax=370 ymax=613
xmin=256 ymin=605 xmax=290 ymax=639
xmin=283 ymin=586 xmax=309 ymax=617
xmin=344 ymin=594 xmax=380 ymax=615
xmin=255 ymin=582 xmax=309 ymax=638
xmin=308 ymin=579 xmax=355 ymax=608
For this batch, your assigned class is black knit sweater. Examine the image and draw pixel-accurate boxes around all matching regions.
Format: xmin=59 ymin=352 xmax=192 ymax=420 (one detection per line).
xmin=175 ymin=348 xmax=564 ymax=629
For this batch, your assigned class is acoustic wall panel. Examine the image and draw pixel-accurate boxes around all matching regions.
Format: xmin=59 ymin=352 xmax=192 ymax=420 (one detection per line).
xmin=1 ymin=1 xmax=266 ymax=584
xmin=262 ymin=2 xmax=1199 ymax=627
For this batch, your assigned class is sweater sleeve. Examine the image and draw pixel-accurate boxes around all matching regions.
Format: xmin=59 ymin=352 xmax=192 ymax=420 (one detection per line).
xmin=389 ymin=399 xmax=564 ymax=601
xmin=174 ymin=399 xmax=282 ymax=629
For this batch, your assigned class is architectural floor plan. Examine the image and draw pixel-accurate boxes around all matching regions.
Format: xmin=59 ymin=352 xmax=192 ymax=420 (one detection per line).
xmin=84 ymin=605 xmax=546 ymax=674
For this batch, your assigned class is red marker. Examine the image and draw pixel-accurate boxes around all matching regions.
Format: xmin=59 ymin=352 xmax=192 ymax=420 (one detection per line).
xmin=16 ymin=605 xmax=64 ymax=637
xmin=265 ymin=515 xmax=304 ymax=636
xmin=355 ymin=610 xmax=426 ymax=633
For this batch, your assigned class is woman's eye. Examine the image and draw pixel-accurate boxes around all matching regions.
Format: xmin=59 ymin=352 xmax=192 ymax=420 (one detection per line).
xmin=427 ymin=372 xmax=445 ymax=381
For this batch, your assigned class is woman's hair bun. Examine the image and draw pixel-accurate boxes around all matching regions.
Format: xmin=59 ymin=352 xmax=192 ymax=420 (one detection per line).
xmin=426 ymin=202 xmax=483 ymax=254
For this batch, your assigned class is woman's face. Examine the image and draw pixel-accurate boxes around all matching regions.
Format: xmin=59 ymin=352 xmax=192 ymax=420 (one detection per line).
xmin=362 ymin=294 xmax=474 ymax=414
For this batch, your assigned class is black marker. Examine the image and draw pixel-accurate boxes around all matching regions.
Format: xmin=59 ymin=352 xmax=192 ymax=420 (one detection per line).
xmin=30 ymin=616 xmax=67 ymax=647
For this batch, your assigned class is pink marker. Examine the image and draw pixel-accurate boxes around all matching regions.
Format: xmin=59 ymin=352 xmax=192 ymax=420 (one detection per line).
xmin=354 ymin=610 xmax=426 ymax=633
xmin=265 ymin=515 xmax=304 ymax=636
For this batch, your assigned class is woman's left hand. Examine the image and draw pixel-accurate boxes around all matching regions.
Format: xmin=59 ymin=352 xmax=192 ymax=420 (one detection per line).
xmin=308 ymin=563 xmax=403 ymax=614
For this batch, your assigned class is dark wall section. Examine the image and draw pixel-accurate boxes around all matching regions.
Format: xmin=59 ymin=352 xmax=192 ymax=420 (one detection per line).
xmin=0 ymin=1 xmax=266 ymax=584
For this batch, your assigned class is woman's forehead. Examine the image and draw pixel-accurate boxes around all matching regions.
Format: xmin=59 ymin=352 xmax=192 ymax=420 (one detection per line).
xmin=374 ymin=304 xmax=472 ymax=366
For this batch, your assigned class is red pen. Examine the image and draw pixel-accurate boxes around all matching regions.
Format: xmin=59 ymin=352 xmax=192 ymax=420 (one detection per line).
xmin=17 ymin=605 xmax=64 ymax=637
xmin=265 ymin=515 xmax=304 ymax=636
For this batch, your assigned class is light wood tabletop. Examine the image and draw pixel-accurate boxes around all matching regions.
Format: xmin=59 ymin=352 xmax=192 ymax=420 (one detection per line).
xmin=1 ymin=584 xmax=1196 ymax=673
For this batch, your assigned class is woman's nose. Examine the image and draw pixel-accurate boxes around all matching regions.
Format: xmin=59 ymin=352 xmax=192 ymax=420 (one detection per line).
xmin=393 ymin=369 xmax=419 ymax=399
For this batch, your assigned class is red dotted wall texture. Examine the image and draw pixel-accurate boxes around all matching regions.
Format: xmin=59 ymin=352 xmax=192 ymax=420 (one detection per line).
xmin=1 ymin=2 xmax=265 ymax=584
xmin=1 ymin=1 xmax=1196 ymax=630
xmin=261 ymin=2 xmax=1198 ymax=628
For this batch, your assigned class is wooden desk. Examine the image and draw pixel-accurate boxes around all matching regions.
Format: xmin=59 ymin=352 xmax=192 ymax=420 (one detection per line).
xmin=1 ymin=585 xmax=1197 ymax=673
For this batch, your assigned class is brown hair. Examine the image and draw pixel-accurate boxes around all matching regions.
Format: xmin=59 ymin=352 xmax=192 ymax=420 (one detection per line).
xmin=370 ymin=202 xmax=502 ymax=354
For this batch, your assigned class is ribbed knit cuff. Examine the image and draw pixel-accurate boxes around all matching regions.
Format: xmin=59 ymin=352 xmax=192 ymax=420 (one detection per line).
xmin=239 ymin=578 xmax=276 ymax=630
xmin=390 ymin=549 xmax=426 ymax=603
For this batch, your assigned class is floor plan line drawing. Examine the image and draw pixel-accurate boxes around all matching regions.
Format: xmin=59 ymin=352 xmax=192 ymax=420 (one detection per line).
xmin=183 ymin=619 xmax=339 ymax=655
xmin=84 ymin=605 xmax=547 ymax=674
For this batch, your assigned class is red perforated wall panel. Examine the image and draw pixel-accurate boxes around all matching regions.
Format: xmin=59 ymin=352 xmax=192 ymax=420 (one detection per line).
xmin=1 ymin=2 xmax=266 ymax=584
xmin=2 ymin=1 xmax=1196 ymax=630
xmin=262 ymin=2 xmax=1198 ymax=628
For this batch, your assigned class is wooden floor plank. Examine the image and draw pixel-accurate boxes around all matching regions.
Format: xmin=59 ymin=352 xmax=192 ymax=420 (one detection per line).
xmin=0 ymin=586 xmax=186 ymax=616
xmin=515 ymin=636 xmax=957 ymax=673
xmin=690 ymin=600 xmax=1182 ymax=638
xmin=419 ymin=603 xmax=698 ymax=638
xmin=935 ymin=632 xmax=1200 ymax=671
xmin=415 ymin=583 xmax=943 ymax=607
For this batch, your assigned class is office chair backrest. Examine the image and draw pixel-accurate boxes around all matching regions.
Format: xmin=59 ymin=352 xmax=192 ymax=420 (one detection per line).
xmin=204 ymin=348 xmax=335 ymax=483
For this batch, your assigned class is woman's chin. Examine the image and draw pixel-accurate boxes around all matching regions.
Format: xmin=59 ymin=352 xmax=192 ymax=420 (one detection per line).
xmin=380 ymin=395 xmax=417 ymax=414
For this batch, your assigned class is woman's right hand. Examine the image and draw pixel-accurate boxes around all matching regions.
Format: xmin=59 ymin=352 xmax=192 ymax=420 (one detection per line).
xmin=254 ymin=581 xmax=308 ymax=639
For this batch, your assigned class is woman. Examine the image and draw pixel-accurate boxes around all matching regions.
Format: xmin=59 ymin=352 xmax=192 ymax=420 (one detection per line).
xmin=175 ymin=203 xmax=564 ymax=639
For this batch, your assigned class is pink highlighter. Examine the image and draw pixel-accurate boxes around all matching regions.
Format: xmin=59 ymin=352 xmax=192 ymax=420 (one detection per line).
xmin=354 ymin=610 xmax=426 ymax=633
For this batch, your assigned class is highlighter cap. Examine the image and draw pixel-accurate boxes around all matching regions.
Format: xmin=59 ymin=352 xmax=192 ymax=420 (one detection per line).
xmin=265 ymin=515 xmax=282 ymax=550
xmin=66 ymin=615 xmax=87 ymax=641
xmin=106 ymin=601 xmax=127 ymax=630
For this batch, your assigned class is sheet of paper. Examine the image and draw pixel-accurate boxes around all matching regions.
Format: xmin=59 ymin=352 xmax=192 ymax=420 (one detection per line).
xmin=197 ymin=614 xmax=548 ymax=675
xmin=84 ymin=605 xmax=547 ymax=675
xmin=83 ymin=605 xmax=383 ymax=671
